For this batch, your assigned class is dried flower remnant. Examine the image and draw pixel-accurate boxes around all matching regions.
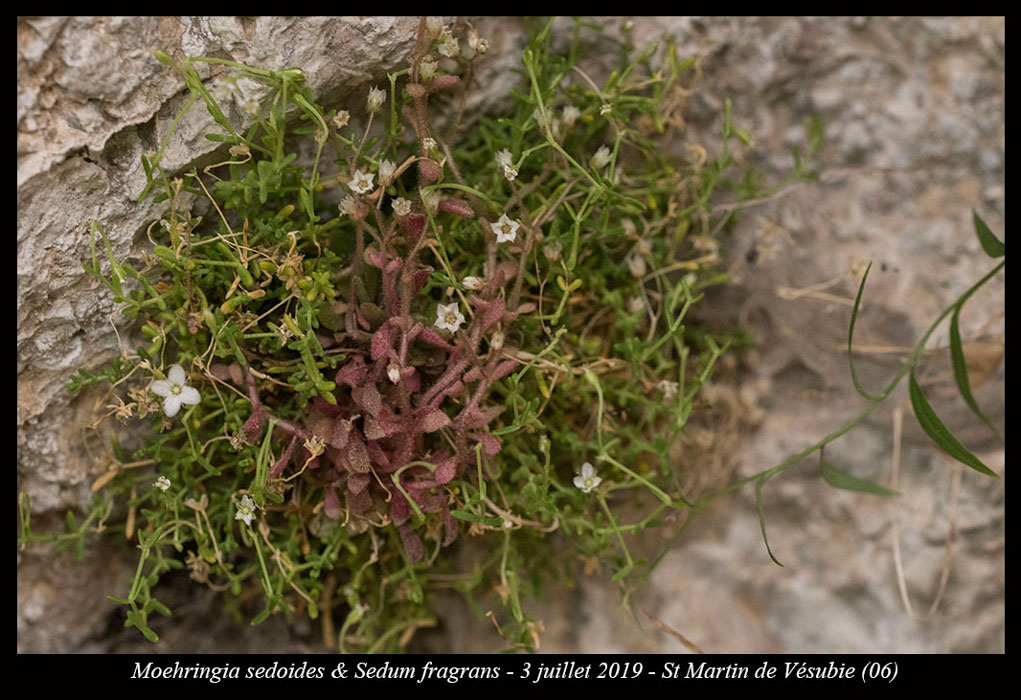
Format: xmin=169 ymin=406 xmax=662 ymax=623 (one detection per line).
xmin=367 ymin=86 xmax=386 ymax=113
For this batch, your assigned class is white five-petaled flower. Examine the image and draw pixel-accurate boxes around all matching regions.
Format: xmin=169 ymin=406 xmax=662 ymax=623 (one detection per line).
xmin=591 ymin=145 xmax=612 ymax=170
xmin=235 ymin=495 xmax=258 ymax=527
xmin=149 ymin=364 xmax=201 ymax=418
xmin=574 ymin=462 xmax=602 ymax=494
xmin=392 ymin=197 xmax=412 ymax=217
xmin=434 ymin=302 xmax=465 ymax=333
xmin=349 ymin=170 xmax=375 ymax=194
xmin=367 ymin=86 xmax=386 ymax=113
xmin=153 ymin=476 xmax=171 ymax=492
xmin=490 ymin=213 xmax=520 ymax=243
xmin=332 ymin=110 xmax=350 ymax=129
xmin=600 ymin=103 xmax=612 ymax=116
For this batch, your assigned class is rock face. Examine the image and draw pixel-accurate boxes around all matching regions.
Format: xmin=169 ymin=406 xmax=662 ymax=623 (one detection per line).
xmin=17 ymin=16 xmax=1003 ymax=653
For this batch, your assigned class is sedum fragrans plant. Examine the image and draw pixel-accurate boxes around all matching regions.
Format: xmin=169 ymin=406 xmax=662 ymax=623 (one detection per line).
xmin=20 ymin=17 xmax=1001 ymax=653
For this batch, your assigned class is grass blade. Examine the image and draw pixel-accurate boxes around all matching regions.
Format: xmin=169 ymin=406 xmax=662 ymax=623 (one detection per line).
xmin=755 ymin=475 xmax=784 ymax=567
xmin=908 ymin=372 xmax=998 ymax=478
xmin=847 ymin=261 xmax=882 ymax=401
xmin=949 ymin=305 xmax=1000 ymax=438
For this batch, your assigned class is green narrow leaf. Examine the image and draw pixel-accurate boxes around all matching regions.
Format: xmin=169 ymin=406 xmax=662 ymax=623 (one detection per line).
xmin=847 ymin=261 xmax=882 ymax=401
xmin=908 ymin=372 xmax=998 ymax=478
xmin=140 ymin=626 xmax=160 ymax=643
xmin=949 ymin=306 xmax=1000 ymax=437
xmin=755 ymin=476 xmax=783 ymax=567
xmin=972 ymin=210 xmax=1004 ymax=258
xmin=820 ymin=455 xmax=899 ymax=497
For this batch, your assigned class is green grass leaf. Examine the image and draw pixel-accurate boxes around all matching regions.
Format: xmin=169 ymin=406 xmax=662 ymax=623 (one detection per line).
xmin=820 ymin=455 xmax=899 ymax=497
xmin=908 ymin=372 xmax=998 ymax=478
xmin=972 ymin=210 xmax=1004 ymax=258
xmin=949 ymin=306 xmax=1000 ymax=438
xmin=755 ymin=476 xmax=783 ymax=567
xmin=847 ymin=261 xmax=882 ymax=401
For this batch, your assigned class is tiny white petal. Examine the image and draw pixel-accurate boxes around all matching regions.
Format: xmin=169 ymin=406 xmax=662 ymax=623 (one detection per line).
xmin=150 ymin=380 xmax=172 ymax=397
xmin=179 ymin=386 xmax=201 ymax=405
xmin=168 ymin=365 xmax=186 ymax=386
xmin=163 ymin=395 xmax=182 ymax=418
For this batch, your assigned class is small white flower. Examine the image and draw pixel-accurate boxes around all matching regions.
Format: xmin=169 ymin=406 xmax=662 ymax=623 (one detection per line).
xmin=423 ymin=137 xmax=437 ymax=151
xmin=600 ymin=103 xmax=612 ymax=116
xmin=235 ymin=494 xmax=258 ymax=527
xmin=489 ymin=330 xmax=504 ymax=351
xmin=495 ymin=149 xmax=513 ymax=169
xmin=392 ymin=197 xmax=413 ymax=217
xmin=153 ymin=476 xmax=171 ymax=492
xmin=419 ymin=58 xmax=438 ymax=81
xmin=435 ymin=302 xmax=465 ymax=333
xmin=242 ymin=99 xmax=260 ymax=118
xmin=332 ymin=110 xmax=350 ymax=129
xmin=502 ymin=518 xmax=514 ymax=529
xmin=626 ymin=296 xmax=646 ymax=314
xmin=349 ymin=170 xmax=375 ymax=194
xmin=387 ymin=363 xmax=402 ymax=385
xmin=574 ymin=462 xmax=602 ymax=494
xmin=462 ymin=275 xmax=484 ymax=290
xmin=367 ymin=86 xmax=386 ymax=113
xmin=438 ymin=30 xmax=460 ymax=58
xmin=378 ymin=159 xmax=396 ymax=186
xmin=658 ymin=380 xmax=680 ymax=401
xmin=149 ymin=365 xmax=201 ymax=418
xmin=503 ymin=164 xmax=518 ymax=182
xmin=591 ymin=145 xmax=612 ymax=170
xmin=561 ymin=105 xmax=581 ymax=128
xmin=490 ymin=213 xmax=520 ymax=243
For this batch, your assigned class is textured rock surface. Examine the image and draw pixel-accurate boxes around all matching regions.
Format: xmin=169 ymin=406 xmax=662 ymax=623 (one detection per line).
xmin=18 ymin=16 xmax=1003 ymax=654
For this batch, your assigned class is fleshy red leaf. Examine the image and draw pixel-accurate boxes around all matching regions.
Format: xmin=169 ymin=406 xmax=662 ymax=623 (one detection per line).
xmin=352 ymin=384 xmax=382 ymax=417
xmin=324 ymin=486 xmax=342 ymax=519
xmin=343 ymin=433 xmax=372 ymax=473
xmin=434 ymin=458 xmax=457 ymax=484
xmin=477 ymin=433 xmax=501 ymax=456
xmin=420 ymin=409 xmax=452 ymax=433
xmin=492 ymin=360 xmax=518 ymax=381
xmin=347 ymin=473 xmax=371 ymax=495
xmin=371 ymin=324 xmax=392 ymax=361
xmin=416 ymin=327 xmax=454 ymax=350
xmin=438 ymin=198 xmax=475 ymax=218
xmin=399 ymin=524 xmax=424 ymax=562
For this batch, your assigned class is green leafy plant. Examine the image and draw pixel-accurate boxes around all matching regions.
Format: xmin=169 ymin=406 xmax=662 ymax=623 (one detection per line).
xmin=18 ymin=17 xmax=1002 ymax=653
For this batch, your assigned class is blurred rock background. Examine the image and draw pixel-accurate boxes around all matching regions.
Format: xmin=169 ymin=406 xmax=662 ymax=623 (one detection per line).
xmin=18 ymin=16 xmax=1003 ymax=653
